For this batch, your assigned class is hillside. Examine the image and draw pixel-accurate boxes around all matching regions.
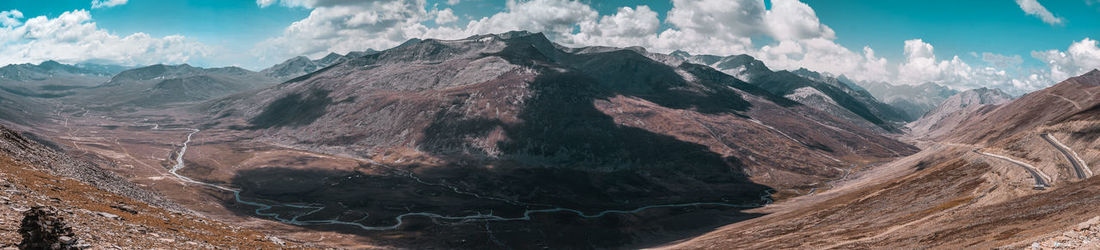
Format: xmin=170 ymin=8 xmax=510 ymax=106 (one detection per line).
xmin=672 ymin=51 xmax=909 ymax=132
xmin=0 ymin=124 xmax=293 ymax=248
xmin=194 ymin=31 xmax=917 ymax=247
xmin=73 ymin=64 xmax=278 ymax=108
xmin=261 ymin=50 xmax=379 ymax=80
xmin=662 ymin=69 xmax=1100 ymax=249
xmin=907 ymin=87 xmax=1013 ymax=138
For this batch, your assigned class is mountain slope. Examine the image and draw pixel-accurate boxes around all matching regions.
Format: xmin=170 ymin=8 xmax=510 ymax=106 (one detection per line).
xmin=907 ymin=87 xmax=1013 ymax=138
xmin=0 ymin=61 xmax=128 ymax=99
xmin=672 ymin=51 xmax=908 ymax=132
xmin=208 ymin=31 xmax=915 ymax=198
xmin=198 ymin=31 xmax=916 ymax=247
xmin=260 ymin=50 xmax=379 ymax=80
xmin=944 ymin=70 xmax=1100 ymax=144
xmin=0 ymin=124 xmax=292 ymax=248
xmin=75 ymin=64 xmax=277 ymax=108
xmin=663 ymin=69 xmax=1100 ymax=249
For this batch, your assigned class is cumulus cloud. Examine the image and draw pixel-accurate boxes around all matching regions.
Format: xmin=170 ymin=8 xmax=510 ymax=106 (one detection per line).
xmin=435 ymin=8 xmax=458 ymax=24
xmin=0 ymin=10 xmax=209 ymax=66
xmin=569 ymin=6 xmax=660 ymax=48
xmin=250 ymin=0 xmax=1070 ymax=94
xmin=1015 ymin=0 xmax=1064 ymax=25
xmin=897 ymin=39 xmax=975 ymax=86
xmin=892 ymin=39 xmax=1055 ymax=94
xmin=764 ymin=0 xmax=835 ymax=41
xmin=463 ymin=0 xmax=598 ymax=40
xmin=254 ymin=0 xmax=432 ymax=63
xmin=0 ymin=10 xmax=22 ymax=27
xmin=1032 ymin=38 xmax=1100 ymax=83
xmin=91 ymin=0 xmax=128 ymax=9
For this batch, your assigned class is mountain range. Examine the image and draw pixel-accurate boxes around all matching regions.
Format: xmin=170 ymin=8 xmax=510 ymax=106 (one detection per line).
xmin=0 ymin=30 xmax=1096 ymax=249
xmin=671 ymin=51 xmax=910 ymax=132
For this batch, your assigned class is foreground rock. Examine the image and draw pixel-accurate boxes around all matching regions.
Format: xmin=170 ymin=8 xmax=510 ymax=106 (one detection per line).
xmin=19 ymin=206 xmax=78 ymax=250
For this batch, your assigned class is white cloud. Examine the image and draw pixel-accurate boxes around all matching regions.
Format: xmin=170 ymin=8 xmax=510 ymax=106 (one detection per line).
xmin=0 ymin=10 xmax=209 ymax=66
xmin=0 ymin=10 xmax=22 ymax=27
xmin=91 ymin=0 xmax=128 ymax=9
xmin=764 ymin=0 xmax=835 ymax=41
xmin=1032 ymin=38 xmax=1100 ymax=83
xmin=569 ymin=6 xmax=660 ymax=48
xmin=250 ymin=0 xmax=1071 ymax=94
xmin=447 ymin=0 xmax=460 ymax=5
xmin=981 ymin=52 xmax=1023 ymax=68
xmin=897 ymin=39 xmax=975 ymax=86
xmin=1015 ymin=0 xmax=1064 ymax=25
xmin=254 ymin=0 xmax=432 ymax=63
xmin=435 ymin=8 xmax=458 ymax=24
xmin=463 ymin=0 xmax=598 ymax=41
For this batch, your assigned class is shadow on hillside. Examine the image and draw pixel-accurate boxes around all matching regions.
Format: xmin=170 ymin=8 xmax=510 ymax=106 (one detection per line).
xmin=221 ymin=165 xmax=768 ymax=249
xmin=219 ymin=44 xmax=773 ymax=248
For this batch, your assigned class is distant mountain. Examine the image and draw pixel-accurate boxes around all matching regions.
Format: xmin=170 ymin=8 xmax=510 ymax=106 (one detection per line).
xmin=0 ymin=61 xmax=130 ymax=99
xmin=859 ymin=81 xmax=959 ymax=121
xmin=672 ymin=51 xmax=909 ymax=132
xmin=906 ymin=87 xmax=1012 ymax=138
xmin=0 ymin=60 xmax=124 ymax=81
xmin=261 ymin=50 xmax=379 ymax=79
xmin=205 ymin=32 xmax=914 ymax=245
xmin=80 ymin=64 xmax=277 ymax=107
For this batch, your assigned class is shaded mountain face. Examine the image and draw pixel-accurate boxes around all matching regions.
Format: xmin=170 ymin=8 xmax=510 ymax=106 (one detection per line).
xmin=860 ymin=81 xmax=959 ymax=121
xmin=672 ymin=51 xmax=908 ymax=132
xmin=75 ymin=64 xmax=277 ymax=108
xmin=200 ymin=31 xmax=915 ymax=247
xmin=260 ymin=50 xmax=380 ymax=80
xmin=209 ymin=31 xmax=914 ymax=204
xmin=907 ymin=87 xmax=1013 ymax=138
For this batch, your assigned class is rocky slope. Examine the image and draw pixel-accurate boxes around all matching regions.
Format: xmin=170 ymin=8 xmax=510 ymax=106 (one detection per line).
xmin=943 ymin=69 xmax=1100 ymax=144
xmin=208 ymin=31 xmax=915 ymax=193
xmin=0 ymin=124 xmax=294 ymax=248
xmin=663 ymin=69 xmax=1100 ymax=249
xmin=907 ymin=87 xmax=1013 ymax=138
xmin=672 ymin=51 xmax=909 ymax=132
xmin=860 ymin=81 xmax=958 ymax=121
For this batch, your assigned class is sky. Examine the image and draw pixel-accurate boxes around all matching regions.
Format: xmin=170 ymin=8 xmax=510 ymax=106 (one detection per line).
xmin=1 ymin=0 xmax=1099 ymax=95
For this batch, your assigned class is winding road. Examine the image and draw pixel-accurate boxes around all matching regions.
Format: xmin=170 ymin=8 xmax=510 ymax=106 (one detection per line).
xmin=1041 ymin=133 xmax=1092 ymax=179
xmin=165 ymin=129 xmax=775 ymax=231
xmin=975 ymin=149 xmax=1052 ymax=188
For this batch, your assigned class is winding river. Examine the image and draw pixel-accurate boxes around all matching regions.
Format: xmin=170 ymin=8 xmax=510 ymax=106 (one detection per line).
xmin=166 ymin=129 xmax=774 ymax=231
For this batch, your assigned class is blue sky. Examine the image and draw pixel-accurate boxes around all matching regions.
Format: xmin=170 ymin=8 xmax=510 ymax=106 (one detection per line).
xmin=0 ymin=0 xmax=1098 ymax=94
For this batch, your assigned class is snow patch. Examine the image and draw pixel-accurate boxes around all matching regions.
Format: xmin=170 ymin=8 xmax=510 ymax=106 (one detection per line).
xmin=786 ymin=87 xmax=837 ymax=105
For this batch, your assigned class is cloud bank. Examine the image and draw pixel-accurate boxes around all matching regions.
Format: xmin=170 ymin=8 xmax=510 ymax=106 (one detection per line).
xmin=0 ymin=9 xmax=208 ymax=66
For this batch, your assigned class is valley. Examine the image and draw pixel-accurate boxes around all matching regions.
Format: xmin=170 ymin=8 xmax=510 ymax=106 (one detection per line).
xmin=0 ymin=30 xmax=1097 ymax=249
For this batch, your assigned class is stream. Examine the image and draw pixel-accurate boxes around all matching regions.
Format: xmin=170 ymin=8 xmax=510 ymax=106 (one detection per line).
xmin=166 ymin=129 xmax=774 ymax=230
